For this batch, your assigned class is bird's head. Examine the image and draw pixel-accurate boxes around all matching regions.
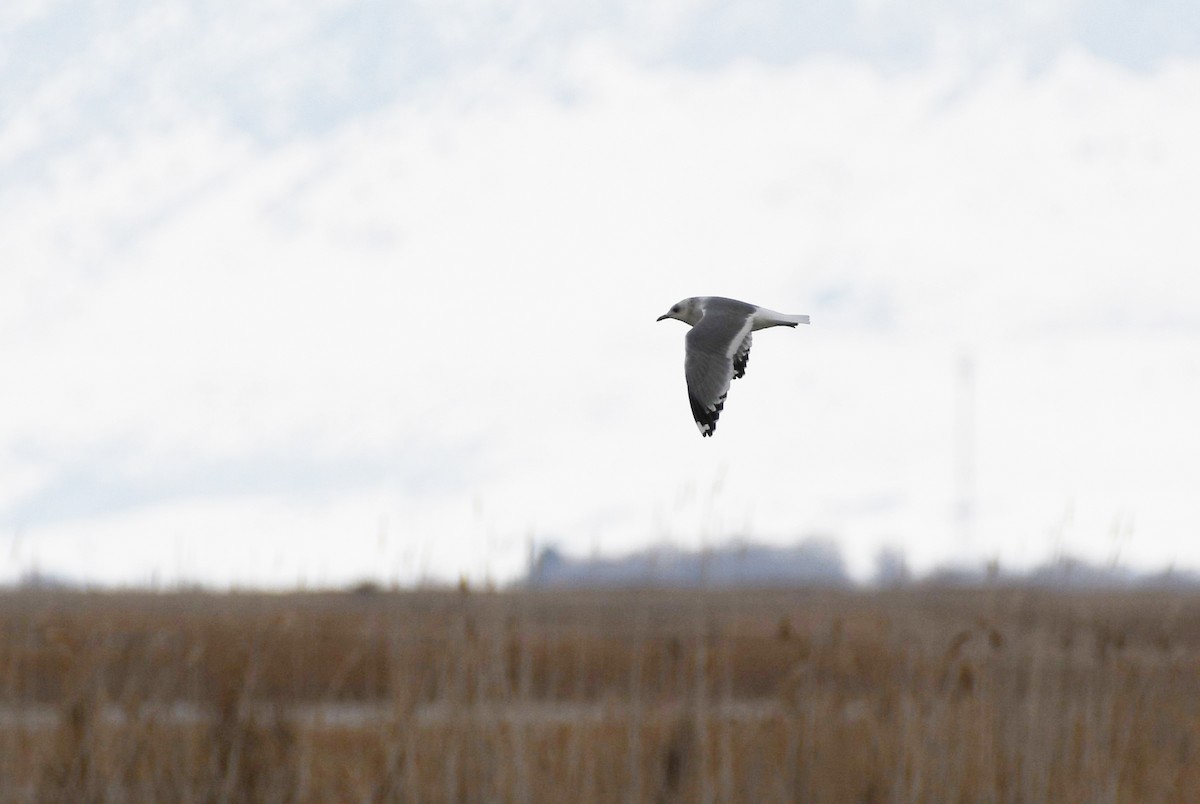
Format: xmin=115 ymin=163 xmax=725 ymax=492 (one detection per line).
xmin=656 ymin=297 xmax=703 ymax=326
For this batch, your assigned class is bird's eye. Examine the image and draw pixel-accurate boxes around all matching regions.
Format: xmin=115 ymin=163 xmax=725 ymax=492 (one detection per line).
xmin=671 ymin=306 xmax=679 ymax=313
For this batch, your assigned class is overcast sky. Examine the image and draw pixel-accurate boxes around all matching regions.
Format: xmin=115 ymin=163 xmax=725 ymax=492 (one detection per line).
xmin=3 ymin=0 xmax=1199 ymax=587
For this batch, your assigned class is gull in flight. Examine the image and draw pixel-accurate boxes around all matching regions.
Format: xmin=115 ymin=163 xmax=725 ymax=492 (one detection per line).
xmin=657 ymin=296 xmax=810 ymax=437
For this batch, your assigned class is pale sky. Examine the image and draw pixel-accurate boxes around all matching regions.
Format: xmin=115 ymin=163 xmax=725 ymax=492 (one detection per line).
xmin=2 ymin=0 xmax=1199 ymax=587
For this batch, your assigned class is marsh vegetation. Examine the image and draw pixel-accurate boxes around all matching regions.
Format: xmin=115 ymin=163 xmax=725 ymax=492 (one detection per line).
xmin=1 ymin=586 xmax=1198 ymax=801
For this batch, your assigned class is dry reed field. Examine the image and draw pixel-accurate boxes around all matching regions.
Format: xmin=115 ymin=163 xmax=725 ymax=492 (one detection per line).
xmin=1 ymin=584 xmax=1199 ymax=802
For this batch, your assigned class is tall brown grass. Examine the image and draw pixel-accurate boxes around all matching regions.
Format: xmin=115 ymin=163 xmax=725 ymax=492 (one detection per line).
xmin=1 ymin=586 xmax=1199 ymax=801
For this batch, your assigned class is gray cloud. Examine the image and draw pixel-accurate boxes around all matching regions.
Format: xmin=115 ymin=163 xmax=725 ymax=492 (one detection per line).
xmin=1 ymin=436 xmax=482 ymax=529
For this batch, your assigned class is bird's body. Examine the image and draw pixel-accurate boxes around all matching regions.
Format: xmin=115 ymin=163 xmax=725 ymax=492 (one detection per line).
xmin=657 ymin=296 xmax=809 ymax=437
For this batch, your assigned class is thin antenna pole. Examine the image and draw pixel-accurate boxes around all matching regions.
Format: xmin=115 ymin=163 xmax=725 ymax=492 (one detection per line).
xmin=955 ymin=352 xmax=976 ymax=549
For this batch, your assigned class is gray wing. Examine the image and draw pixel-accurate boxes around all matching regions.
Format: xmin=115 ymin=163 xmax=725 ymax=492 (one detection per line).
xmin=733 ymin=332 xmax=752 ymax=379
xmin=684 ymin=309 xmax=754 ymax=437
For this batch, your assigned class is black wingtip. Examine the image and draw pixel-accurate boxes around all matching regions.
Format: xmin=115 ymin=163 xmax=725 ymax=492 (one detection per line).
xmin=689 ymin=394 xmax=724 ymax=437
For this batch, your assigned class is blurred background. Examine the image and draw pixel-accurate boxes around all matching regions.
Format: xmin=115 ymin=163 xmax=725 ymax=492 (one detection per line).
xmin=2 ymin=0 xmax=1198 ymax=589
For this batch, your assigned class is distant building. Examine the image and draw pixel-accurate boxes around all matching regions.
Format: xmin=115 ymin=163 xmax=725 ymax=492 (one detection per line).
xmin=525 ymin=538 xmax=848 ymax=588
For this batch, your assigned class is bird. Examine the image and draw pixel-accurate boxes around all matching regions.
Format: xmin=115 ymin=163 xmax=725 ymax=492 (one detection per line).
xmin=657 ymin=296 xmax=809 ymax=437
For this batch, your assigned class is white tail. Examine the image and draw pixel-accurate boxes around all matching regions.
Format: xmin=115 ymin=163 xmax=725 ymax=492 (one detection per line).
xmin=754 ymin=309 xmax=809 ymax=328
